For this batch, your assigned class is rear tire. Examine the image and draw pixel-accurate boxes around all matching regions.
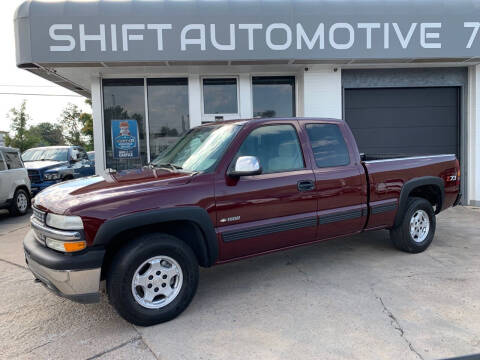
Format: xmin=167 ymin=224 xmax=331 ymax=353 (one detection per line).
xmin=390 ymin=197 xmax=436 ymax=253
xmin=107 ymin=233 xmax=199 ymax=326
xmin=9 ymin=188 xmax=31 ymax=216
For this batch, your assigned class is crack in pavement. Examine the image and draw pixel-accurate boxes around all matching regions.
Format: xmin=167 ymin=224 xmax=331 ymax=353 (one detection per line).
xmin=85 ymin=336 xmax=142 ymax=360
xmin=0 ymin=224 xmax=30 ymax=237
xmin=0 ymin=257 xmax=27 ymax=270
xmin=371 ymin=287 xmax=424 ymax=360
xmin=285 ymin=254 xmax=314 ymax=284
xmin=133 ymin=327 xmax=160 ymax=360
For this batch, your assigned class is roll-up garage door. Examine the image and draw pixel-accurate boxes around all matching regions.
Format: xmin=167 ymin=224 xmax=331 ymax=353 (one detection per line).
xmin=344 ymin=87 xmax=459 ymax=158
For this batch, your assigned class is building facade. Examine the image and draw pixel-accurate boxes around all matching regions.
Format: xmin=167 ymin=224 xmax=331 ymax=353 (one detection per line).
xmin=14 ymin=0 xmax=480 ymax=205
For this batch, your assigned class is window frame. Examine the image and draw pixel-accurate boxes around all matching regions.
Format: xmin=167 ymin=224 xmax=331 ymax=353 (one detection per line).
xmin=229 ymin=123 xmax=307 ymax=175
xmin=0 ymin=151 xmax=7 ymax=171
xmin=3 ymin=150 xmax=23 ymax=170
xmin=251 ymin=76 xmax=297 ymax=118
xmin=304 ymin=123 xmax=352 ymax=169
xmin=201 ymin=76 xmax=240 ymax=121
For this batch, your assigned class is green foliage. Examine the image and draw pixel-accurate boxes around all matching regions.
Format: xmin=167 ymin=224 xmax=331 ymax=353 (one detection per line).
xmin=29 ymin=122 xmax=65 ymax=147
xmin=5 ymin=100 xmax=37 ymax=151
xmin=58 ymin=101 xmax=94 ymax=151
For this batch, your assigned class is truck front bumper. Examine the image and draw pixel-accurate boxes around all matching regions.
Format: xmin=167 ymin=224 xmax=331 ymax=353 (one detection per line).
xmin=23 ymin=230 xmax=104 ymax=304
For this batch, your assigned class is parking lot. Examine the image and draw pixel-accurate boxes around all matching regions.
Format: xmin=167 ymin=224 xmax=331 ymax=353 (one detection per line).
xmin=0 ymin=206 xmax=479 ymax=360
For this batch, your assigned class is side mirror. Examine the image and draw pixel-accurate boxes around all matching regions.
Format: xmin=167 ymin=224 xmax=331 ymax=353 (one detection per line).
xmin=228 ymin=156 xmax=262 ymax=177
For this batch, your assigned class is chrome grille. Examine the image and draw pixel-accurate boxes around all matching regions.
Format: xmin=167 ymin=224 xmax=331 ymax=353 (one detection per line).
xmin=32 ymin=207 xmax=46 ymax=225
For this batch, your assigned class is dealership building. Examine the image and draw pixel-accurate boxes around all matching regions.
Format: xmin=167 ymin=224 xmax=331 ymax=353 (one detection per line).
xmin=14 ymin=0 xmax=480 ymax=205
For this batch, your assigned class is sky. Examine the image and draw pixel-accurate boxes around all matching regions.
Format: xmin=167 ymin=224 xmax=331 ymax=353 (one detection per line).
xmin=0 ymin=0 xmax=90 ymax=133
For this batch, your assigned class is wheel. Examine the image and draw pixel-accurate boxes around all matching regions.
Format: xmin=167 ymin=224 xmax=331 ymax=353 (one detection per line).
xmin=9 ymin=188 xmax=30 ymax=216
xmin=107 ymin=233 xmax=199 ymax=326
xmin=390 ymin=197 xmax=436 ymax=253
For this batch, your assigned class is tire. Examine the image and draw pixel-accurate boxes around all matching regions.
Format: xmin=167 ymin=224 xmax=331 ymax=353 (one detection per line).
xmin=9 ymin=188 xmax=31 ymax=216
xmin=390 ymin=197 xmax=436 ymax=253
xmin=107 ymin=233 xmax=199 ymax=326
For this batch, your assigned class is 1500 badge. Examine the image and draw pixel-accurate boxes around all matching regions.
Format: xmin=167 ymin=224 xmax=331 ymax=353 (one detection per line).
xmin=220 ymin=216 xmax=241 ymax=223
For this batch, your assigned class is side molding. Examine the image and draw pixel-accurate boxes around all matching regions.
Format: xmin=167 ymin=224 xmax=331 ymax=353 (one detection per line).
xmin=394 ymin=176 xmax=445 ymax=228
xmin=93 ymin=207 xmax=218 ymax=267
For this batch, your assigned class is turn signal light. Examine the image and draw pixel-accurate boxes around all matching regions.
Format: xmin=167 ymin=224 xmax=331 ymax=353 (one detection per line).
xmin=46 ymin=238 xmax=86 ymax=253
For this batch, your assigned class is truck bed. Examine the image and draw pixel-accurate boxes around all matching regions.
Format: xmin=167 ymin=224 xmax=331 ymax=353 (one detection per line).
xmin=361 ymin=154 xmax=460 ymax=230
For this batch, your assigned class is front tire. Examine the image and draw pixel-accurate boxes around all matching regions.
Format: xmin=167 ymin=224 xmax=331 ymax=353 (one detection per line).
xmin=390 ymin=197 xmax=436 ymax=253
xmin=107 ymin=233 xmax=199 ymax=326
xmin=9 ymin=188 xmax=31 ymax=216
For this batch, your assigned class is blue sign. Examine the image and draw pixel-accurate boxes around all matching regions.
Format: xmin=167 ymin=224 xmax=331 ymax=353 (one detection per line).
xmin=111 ymin=119 xmax=139 ymax=159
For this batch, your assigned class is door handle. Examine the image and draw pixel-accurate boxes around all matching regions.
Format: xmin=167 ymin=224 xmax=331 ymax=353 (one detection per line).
xmin=297 ymin=180 xmax=315 ymax=192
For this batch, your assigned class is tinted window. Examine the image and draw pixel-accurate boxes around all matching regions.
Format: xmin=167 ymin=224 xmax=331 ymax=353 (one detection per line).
xmin=103 ymin=79 xmax=147 ymax=170
xmin=306 ymin=124 xmax=350 ymax=168
xmin=203 ymin=78 xmax=238 ymax=114
xmin=3 ymin=151 xmax=23 ymax=169
xmin=147 ymin=78 xmax=189 ymax=159
xmin=252 ymin=76 xmax=295 ymax=118
xmin=0 ymin=153 xmax=6 ymax=171
xmin=236 ymin=124 xmax=304 ymax=174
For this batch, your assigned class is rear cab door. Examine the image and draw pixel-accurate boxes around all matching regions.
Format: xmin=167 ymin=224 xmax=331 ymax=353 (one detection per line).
xmin=300 ymin=120 xmax=368 ymax=239
xmin=214 ymin=119 xmax=318 ymax=261
xmin=0 ymin=151 xmax=10 ymax=204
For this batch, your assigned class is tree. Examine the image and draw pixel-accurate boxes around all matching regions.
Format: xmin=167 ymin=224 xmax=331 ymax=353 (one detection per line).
xmin=5 ymin=100 xmax=37 ymax=151
xmin=79 ymin=99 xmax=94 ymax=151
xmin=29 ymin=122 xmax=65 ymax=146
xmin=59 ymin=103 xmax=85 ymax=147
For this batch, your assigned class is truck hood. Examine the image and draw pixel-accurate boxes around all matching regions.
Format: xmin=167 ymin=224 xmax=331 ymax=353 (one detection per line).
xmin=24 ymin=160 xmax=68 ymax=171
xmin=33 ymin=167 xmax=196 ymax=214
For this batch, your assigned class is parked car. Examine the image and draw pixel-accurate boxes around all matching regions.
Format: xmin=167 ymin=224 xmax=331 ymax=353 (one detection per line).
xmin=24 ymin=118 xmax=461 ymax=326
xmin=22 ymin=146 xmax=95 ymax=195
xmin=0 ymin=146 xmax=31 ymax=216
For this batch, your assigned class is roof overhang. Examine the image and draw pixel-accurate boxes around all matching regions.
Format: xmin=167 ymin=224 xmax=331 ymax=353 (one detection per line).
xmin=13 ymin=0 xmax=480 ymax=95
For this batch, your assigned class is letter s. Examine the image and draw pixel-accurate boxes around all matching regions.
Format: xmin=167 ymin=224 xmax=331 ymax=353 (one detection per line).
xmin=49 ymin=24 xmax=75 ymax=52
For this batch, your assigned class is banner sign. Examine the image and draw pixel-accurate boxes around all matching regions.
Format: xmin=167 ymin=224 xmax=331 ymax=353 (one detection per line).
xmin=111 ymin=119 xmax=139 ymax=159
xmin=14 ymin=0 xmax=480 ymax=65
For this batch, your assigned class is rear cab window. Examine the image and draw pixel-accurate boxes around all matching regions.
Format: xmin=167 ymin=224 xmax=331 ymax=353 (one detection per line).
xmin=3 ymin=151 xmax=23 ymax=169
xmin=305 ymin=123 xmax=350 ymax=168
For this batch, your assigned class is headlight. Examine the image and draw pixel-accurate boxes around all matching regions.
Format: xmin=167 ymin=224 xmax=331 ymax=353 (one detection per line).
xmin=46 ymin=213 xmax=84 ymax=230
xmin=44 ymin=172 xmax=61 ymax=180
xmin=46 ymin=238 xmax=86 ymax=253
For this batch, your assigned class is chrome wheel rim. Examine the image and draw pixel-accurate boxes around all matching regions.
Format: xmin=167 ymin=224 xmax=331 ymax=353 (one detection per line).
xmin=409 ymin=209 xmax=430 ymax=243
xmin=17 ymin=192 xmax=28 ymax=212
xmin=131 ymin=256 xmax=183 ymax=309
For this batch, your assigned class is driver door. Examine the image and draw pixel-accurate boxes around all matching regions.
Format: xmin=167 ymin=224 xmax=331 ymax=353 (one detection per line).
xmin=214 ymin=121 xmax=317 ymax=261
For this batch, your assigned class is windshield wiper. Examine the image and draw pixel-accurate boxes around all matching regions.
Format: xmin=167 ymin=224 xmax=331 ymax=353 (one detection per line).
xmin=150 ymin=162 xmax=183 ymax=170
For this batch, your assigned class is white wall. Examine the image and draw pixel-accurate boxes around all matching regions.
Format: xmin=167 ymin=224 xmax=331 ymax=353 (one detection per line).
xmin=468 ymin=65 xmax=480 ymax=206
xmin=302 ymin=66 xmax=342 ymax=119
xmin=91 ymin=76 xmax=106 ymax=175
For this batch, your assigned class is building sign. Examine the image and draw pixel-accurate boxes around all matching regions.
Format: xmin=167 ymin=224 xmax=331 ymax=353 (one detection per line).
xmin=14 ymin=0 xmax=480 ymax=65
xmin=111 ymin=120 xmax=139 ymax=159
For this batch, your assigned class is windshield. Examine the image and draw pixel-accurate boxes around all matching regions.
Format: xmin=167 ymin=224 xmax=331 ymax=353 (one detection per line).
xmin=22 ymin=148 xmax=69 ymax=162
xmin=151 ymin=123 xmax=243 ymax=172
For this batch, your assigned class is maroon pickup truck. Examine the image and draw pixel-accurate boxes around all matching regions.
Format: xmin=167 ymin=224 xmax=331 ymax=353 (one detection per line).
xmin=24 ymin=118 xmax=461 ymax=326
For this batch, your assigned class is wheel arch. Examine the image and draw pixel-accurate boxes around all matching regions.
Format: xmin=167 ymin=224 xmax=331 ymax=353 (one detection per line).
xmin=394 ymin=176 xmax=444 ymax=228
xmin=94 ymin=207 xmax=218 ymax=271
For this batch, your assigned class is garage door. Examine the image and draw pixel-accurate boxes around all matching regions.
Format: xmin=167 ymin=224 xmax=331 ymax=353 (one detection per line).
xmin=344 ymin=87 xmax=459 ymax=157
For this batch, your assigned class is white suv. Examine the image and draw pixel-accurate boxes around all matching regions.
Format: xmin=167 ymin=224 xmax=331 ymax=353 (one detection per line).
xmin=0 ymin=146 xmax=31 ymax=216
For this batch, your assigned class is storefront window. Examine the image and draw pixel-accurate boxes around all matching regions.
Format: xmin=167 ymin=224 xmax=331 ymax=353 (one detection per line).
xmin=147 ymin=78 xmax=189 ymax=159
xmin=103 ymin=79 xmax=147 ymax=170
xmin=203 ymin=78 xmax=238 ymax=114
xmin=252 ymin=76 xmax=296 ymax=118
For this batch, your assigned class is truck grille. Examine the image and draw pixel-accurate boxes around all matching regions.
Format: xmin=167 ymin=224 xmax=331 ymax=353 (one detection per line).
xmin=32 ymin=207 xmax=46 ymax=225
xmin=28 ymin=170 xmax=42 ymax=184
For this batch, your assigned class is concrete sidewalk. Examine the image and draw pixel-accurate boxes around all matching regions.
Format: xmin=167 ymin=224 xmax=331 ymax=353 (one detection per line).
xmin=0 ymin=206 xmax=479 ymax=360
